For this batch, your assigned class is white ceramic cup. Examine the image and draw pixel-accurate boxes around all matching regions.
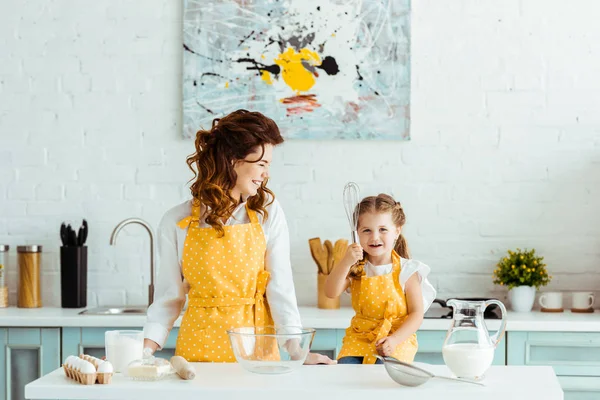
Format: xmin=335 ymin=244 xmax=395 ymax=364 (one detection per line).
xmin=538 ymin=292 xmax=563 ymax=310
xmin=571 ymin=292 xmax=595 ymax=310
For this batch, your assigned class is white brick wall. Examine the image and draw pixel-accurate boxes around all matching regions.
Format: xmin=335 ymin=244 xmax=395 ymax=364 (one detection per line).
xmin=1 ymin=0 xmax=599 ymax=309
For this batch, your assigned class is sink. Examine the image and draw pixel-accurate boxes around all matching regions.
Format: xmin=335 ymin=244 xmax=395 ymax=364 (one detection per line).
xmin=79 ymin=306 xmax=148 ymax=315
xmin=79 ymin=306 xmax=186 ymax=316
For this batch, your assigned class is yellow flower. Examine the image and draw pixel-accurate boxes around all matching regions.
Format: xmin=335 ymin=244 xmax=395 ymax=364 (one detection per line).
xmin=522 ymin=265 xmax=526 ymax=269
xmin=533 ymin=260 xmax=538 ymax=265
xmin=520 ymin=255 xmax=524 ymax=260
xmin=512 ymin=265 xmax=515 ymax=269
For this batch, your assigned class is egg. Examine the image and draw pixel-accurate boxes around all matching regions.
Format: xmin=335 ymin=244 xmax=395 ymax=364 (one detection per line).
xmin=80 ymin=360 xmax=96 ymax=374
xmin=98 ymin=361 xmax=113 ymax=373
xmin=65 ymin=355 xmax=76 ymax=367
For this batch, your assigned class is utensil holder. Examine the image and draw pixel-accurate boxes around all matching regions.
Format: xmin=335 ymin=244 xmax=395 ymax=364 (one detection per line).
xmin=60 ymin=246 xmax=87 ymax=308
xmin=317 ymin=273 xmax=340 ymax=309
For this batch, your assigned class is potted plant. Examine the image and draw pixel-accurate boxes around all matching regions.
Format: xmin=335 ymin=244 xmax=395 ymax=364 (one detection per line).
xmin=493 ymin=248 xmax=552 ymax=312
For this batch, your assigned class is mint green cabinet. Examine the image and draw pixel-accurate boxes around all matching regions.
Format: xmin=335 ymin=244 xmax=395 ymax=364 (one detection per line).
xmin=0 ymin=328 xmax=60 ymax=400
xmin=308 ymin=329 xmax=341 ymax=359
xmin=507 ymin=331 xmax=600 ymax=400
xmin=507 ymin=332 xmax=600 ymax=376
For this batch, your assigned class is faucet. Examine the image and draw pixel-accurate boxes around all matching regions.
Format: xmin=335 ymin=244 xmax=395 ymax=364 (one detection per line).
xmin=110 ymin=218 xmax=155 ymax=307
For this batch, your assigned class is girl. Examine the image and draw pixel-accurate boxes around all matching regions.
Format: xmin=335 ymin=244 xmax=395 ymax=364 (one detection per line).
xmin=143 ymin=109 xmax=334 ymax=365
xmin=324 ymin=193 xmax=436 ymax=364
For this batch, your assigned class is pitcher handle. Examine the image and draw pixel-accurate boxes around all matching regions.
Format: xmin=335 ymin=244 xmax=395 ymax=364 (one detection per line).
xmin=485 ymin=299 xmax=507 ymax=347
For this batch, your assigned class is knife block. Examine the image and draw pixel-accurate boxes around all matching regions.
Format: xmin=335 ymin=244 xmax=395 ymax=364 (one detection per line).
xmin=317 ymin=273 xmax=340 ymax=309
xmin=60 ymin=246 xmax=87 ymax=308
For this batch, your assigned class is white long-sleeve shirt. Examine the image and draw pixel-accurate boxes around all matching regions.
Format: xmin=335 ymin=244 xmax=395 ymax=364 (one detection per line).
xmin=143 ymin=198 xmax=302 ymax=349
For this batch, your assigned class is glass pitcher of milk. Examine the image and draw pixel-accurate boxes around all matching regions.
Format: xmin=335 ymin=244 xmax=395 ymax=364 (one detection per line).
xmin=442 ymin=299 xmax=507 ymax=380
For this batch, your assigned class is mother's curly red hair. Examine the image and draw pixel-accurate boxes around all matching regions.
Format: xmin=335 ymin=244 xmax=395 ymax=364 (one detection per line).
xmin=186 ymin=109 xmax=284 ymax=236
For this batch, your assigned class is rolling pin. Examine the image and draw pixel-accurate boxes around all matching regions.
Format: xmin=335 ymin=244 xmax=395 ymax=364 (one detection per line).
xmin=170 ymin=356 xmax=196 ymax=380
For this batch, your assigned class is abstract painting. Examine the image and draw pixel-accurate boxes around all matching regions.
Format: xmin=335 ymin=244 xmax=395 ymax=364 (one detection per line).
xmin=182 ymin=0 xmax=410 ymax=140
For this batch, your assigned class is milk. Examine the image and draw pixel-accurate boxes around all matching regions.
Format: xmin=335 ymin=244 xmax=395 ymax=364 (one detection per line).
xmin=105 ymin=333 xmax=144 ymax=373
xmin=442 ymin=343 xmax=494 ymax=378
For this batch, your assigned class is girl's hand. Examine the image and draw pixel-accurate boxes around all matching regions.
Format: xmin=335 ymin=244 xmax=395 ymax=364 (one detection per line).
xmin=342 ymin=243 xmax=363 ymax=266
xmin=375 ymin=336 xmax=401 ymax=357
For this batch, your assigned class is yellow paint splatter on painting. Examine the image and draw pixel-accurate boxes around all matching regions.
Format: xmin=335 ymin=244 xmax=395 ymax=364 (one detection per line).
xmin=261 ymin=71 xmax=273 ymax=85
xmin=225 ymin=81 xmax=229 ymax=88
xmin=274 ymin=47 xmax=321 ymax=92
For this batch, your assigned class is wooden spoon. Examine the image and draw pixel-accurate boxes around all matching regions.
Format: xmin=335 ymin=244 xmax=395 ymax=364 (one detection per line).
xmin=324 ymin=240 xmax=334 ymax=274
xmin=308 ymin=237 xmax=328 ymax=274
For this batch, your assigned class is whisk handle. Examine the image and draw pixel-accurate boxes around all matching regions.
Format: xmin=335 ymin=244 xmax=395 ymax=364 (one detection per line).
xmin=351 ymin=231 xmax=359 ymax=244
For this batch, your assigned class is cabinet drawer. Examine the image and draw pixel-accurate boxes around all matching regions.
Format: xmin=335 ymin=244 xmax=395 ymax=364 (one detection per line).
xmin=311 ymin=329 xmax=338 ymax=356
xmin=507 ymin=332 xmax=600 ymax=376
xmin=559 ymin=376 xmax=600 ymax=400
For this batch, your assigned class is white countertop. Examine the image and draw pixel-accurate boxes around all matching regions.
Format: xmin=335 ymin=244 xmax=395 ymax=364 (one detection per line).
xmin=25 ymin=364 xmax=563 ymax=400
xmin=1 ymin=306 xmax=599 ymax=331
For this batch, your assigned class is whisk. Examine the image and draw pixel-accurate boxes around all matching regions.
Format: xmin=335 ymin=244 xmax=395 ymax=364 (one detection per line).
xmin=343 ymin=182 xmax=361 ymax=244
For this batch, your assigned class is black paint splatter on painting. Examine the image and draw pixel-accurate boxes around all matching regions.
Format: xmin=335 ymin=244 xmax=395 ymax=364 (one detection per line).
xmin=355 ymin=65 xmax=380 ymax=96
xmin=356 ymin=65 xmax=364 ymax=81
xmin=196 ymin=101 xmax=215 ymax=114
xmin=317 ymin=56 xmax=339 ymax=75
xmin=235 ymin=58 xmax=281 ymax=76
xmin=239 ymin=30 xmax=255 ymax=47
xmin=183 ymin=43 xmax=224 ymax=63
xmin=201 ymin=72 xmax=225 ymax=79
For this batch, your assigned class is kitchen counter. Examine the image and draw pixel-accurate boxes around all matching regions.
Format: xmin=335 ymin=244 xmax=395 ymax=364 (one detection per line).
xmin=25 ymin=364 xmax=563 ymax=400
xmin=1 ymin=306 xmax=599 ymax=331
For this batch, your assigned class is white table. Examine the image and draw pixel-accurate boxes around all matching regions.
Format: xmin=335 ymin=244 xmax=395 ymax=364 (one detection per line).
xmin=25 ymin=364 xmax=563 ymax=400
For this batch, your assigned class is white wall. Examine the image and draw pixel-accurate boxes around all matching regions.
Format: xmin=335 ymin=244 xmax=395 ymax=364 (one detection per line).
xmin=1 ymin=0 xmax=599 ymax=309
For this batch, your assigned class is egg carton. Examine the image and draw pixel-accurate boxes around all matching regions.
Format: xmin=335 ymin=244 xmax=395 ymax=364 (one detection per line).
xmin=62 ymin=364 xmax=97 ymax=385
xmin=62 ymin=354 xmax=113 ymax=385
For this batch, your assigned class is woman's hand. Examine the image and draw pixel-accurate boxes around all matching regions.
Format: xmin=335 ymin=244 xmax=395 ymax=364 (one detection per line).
xmin=143 ymin=338 xmax=160 ymax=353
xmin=375 ymin=336 xmax=401 ymax=357
xmin=342 ymin=243 xmax=363 ymax=266
xmin=304 ymin=352 xmax=337 ymax=365
xmin=285 ymin=339 xmax=336 ymax=364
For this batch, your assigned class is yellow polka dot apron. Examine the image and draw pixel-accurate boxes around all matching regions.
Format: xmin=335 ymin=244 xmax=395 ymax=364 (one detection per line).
xmin=337 ymin=251 xmax=418 ymax=364
xmin=174 ymin=201 xmax=277 ymax=362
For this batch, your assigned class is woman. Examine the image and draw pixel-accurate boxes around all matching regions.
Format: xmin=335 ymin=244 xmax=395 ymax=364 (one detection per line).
xmin=143 ymin=109 xmax=334 ymax=365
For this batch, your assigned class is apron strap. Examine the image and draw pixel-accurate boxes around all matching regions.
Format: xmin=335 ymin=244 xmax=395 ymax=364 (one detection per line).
xmin=253 ymin=270 xmax=270 ymax=327
xmin=177 ymin=201 xmax=202 ymax=229
xmin=245 ymin=203 xmax=260 ymax=224
xmin=362 ymin=301 xmax=395 ymax=364
xmin=178 ymin=202 xmax=260 ymax=228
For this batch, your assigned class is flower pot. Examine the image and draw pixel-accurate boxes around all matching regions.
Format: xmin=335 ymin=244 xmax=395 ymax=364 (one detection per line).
xmin=508 ymin=285 xmax=536 ymax=312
